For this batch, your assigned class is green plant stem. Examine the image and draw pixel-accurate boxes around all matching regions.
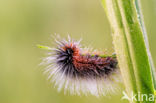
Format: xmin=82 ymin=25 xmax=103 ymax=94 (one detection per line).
xmin=135 ymin=0 xmax=156 ymax=89
xmin=101 ymin=0 xmax=155 ymax=102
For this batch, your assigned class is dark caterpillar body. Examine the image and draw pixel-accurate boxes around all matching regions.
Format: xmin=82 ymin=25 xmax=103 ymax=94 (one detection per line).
xmin=56 ymin=45 xmax=118 ymax=78
xmin=42 ymin=36 xmax=121 ymax=96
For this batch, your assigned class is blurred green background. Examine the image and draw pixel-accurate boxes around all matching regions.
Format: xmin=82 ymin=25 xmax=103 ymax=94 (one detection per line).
xmin=0 ymin=0 xmax=156 ymax=103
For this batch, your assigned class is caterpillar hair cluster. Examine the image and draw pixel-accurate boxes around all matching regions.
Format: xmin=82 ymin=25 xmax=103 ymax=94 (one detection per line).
xmin=40 ymin=36 xmax=122 ymax=96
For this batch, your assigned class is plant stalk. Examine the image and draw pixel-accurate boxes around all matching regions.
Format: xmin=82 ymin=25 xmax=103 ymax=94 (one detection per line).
xmin=101 ymin=0 xmax=155 ymax=102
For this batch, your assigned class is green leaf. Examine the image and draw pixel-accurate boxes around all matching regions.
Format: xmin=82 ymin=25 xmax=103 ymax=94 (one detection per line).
xmin=37 ymin=44 xmax=52 ymax=50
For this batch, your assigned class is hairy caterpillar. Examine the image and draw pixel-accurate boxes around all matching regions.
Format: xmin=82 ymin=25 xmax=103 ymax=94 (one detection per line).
xmin=40 ymin=36 xmax=122 ymax=96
